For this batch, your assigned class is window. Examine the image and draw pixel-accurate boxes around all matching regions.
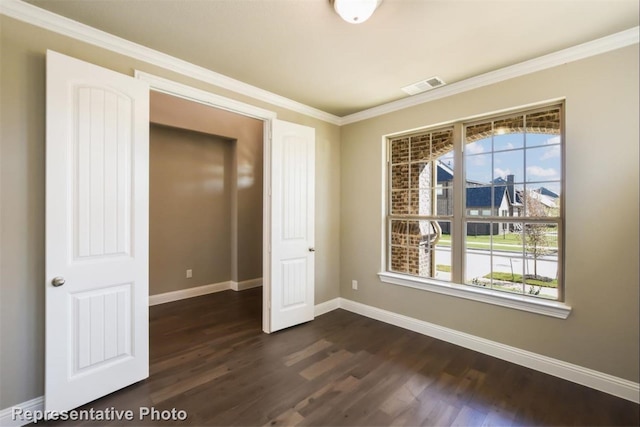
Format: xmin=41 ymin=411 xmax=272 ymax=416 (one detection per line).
xmin=385 ymin=104 xmax=564 ymax=305
xmin=388 ymin=129 xmax=454 ymax=281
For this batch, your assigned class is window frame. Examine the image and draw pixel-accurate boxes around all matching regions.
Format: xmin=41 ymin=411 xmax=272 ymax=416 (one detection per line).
xmin=379 ymin=102 xmax=571 ymax=319
xmin=386 ymin=127 xmax=455 ymax=280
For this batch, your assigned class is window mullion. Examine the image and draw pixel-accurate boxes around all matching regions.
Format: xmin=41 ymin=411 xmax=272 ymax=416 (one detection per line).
xmin=451 ymin=123 xmax=465 ymax=284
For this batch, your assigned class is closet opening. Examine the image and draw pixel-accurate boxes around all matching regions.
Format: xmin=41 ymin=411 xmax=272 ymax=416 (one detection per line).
xmin=148 ymin=91 xmax=264 ymax=320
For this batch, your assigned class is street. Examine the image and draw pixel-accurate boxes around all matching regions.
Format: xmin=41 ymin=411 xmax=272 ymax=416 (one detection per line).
xmin=434 ymin=247 xmax=559 ymax=298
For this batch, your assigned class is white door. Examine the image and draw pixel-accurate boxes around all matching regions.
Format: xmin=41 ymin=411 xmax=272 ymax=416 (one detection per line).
xmin=268 ymin=120 xmax=315 ymax=332
xmin=45 ymin=51 xmax=149 ymax=412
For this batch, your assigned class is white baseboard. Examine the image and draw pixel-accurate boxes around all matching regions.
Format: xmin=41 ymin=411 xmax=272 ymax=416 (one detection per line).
xmin=0 ymin=396 xmax=44 ymax=427
xmin=314 ymin=297 xmax=341 ymax=317
xmin=336 ymin=298 xmax=640 ymax=404
xmin=149 ymin=281 xmax=231 ymax=306
xmin=230 ymin=278 xmax=263 ymax=291
xmin=149 ymin=278 xmax=263 ymax=306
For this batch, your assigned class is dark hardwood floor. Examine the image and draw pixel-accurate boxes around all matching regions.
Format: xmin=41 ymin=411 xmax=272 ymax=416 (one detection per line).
xmin=47 ymin=288 xmax=639 ymax=426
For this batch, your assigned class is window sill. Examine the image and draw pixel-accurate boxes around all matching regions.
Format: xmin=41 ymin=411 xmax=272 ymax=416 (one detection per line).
xmin=378 ymin=272 xmax=571 ymax=319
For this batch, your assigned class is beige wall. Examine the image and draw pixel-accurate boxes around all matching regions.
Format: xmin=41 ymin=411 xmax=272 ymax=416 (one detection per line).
xmin=340 ymin=45 xmax=639 ymax=382
xmin=150 ymin=92 xmax=265 ymax=286
xmin=0 ymin=16 xmax=341 ymax=408
xmin=150 ymin=125 xmax=233 ymax=294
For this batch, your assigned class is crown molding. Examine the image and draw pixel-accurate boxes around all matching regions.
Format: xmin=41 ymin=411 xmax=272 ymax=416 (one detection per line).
xmin=339 ymin=26 xmax=640 ymax=125
xmin=0 ymin=0 xmax=342 ymax=125
xmin=1 ymin=1 xmax=637 ymax=127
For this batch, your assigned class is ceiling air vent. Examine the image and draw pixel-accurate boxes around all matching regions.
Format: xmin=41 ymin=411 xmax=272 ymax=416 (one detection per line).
xmin=401 ymin=76 xmax=446 ymax=95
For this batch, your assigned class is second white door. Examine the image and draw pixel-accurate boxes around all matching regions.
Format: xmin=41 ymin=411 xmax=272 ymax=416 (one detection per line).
xmin=269 ymin=120 xmax=315 ymax=332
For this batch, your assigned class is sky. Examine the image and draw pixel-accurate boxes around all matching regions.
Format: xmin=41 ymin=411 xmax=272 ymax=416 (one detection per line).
xmin=438 ymin=132 xmax=562 ymax=196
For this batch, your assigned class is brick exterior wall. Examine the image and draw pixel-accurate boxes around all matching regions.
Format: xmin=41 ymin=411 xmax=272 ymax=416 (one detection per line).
xmin=389 ymin=129 xmax=453 ymax=277
xmin=465 ymin=108 xmax=560 ymax=143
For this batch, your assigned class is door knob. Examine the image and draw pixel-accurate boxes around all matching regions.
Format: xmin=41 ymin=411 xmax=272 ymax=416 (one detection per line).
xmin=51 ymin=277 xmax=66 ymax=287
xmin=309 ymin=248 xmax=315 ymax=252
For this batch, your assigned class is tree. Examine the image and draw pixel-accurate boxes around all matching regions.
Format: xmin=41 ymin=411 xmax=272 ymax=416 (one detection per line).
xmin=521 ymin=190 xmax=553 ymax=293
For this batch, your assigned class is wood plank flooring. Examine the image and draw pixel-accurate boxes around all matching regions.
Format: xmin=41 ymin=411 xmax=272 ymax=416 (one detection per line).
xmin=45 ymin=288 xmax=639 ymax=426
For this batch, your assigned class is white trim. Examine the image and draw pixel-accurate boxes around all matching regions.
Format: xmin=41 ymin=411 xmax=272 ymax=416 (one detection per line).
xmin=0 ymin=0 xmax=341 ymax=125
xmin=136 ymin=71 xmax=277 ymax=120
xmin=314 ymin=297 xmax=341 ymax=317
xmin=338 ymin=298 xmax=640 ymax=404
xmin=378 ymin=272 xmax=572 ymax=319
xmin=340 ymin=26 xmax=640 ymax=125
xmin=148 ymin=278 xmax=264 ymax=305
xmin=148 ymin=281 xmax=232 ymax=306
xmin=134 ymin=70 xmax=275 ymax=334
xmin=230 ymin=278 xmax=263 ymax=291
xmin=1 ymin=0 xmax=637 ymax=126
xmin=262 ymin=120 xmax=273 ymax=334
xmin=0 ymin=396 xmax=44 ymax=427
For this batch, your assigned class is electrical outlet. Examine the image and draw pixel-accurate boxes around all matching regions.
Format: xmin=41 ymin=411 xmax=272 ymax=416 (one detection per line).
xmin=186 ymin=269 xmax=192 ymax=279
xmin=352 ymin=280 xmax=358 ymax=290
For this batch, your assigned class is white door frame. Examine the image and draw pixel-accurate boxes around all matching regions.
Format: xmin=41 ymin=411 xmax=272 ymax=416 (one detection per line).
xmin=134 ymin=71 xmax=277 ymax=333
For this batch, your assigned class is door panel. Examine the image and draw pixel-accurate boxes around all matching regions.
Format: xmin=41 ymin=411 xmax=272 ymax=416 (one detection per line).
xmin=46 ymin=51 xmax=149 ymax=412
xmin=269 ymin=120 xmax=315 ymax=332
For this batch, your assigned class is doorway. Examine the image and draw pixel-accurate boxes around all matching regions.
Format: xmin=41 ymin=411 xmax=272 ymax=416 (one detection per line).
xmin=148 ymin=91 xmax=264 ymax=304
xmin=45 ymin=52 xmax=317 ymax=412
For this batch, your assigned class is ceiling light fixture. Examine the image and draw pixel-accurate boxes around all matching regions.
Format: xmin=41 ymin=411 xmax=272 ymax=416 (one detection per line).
xmin=333 ymin=0 xmax=381 ymax=24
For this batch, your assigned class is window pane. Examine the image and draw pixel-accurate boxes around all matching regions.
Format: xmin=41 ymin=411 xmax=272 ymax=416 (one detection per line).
xmin=436 ymin=185 xmax=453 ymax=215
xmin=526 ymin=133 xmax=560 ymax=148
xmin=525 ymin=261 xmax=559 ymax=299
xmin=391 ymin=190 xmax=409 ymax=215
xmin=391 ymin=164 xmax=409 ymax=190
xmin=525 ymin=108 xmax=561 ymax=147
xmin=466 ymin=253 xmax=491 ymax=288
xmin=390 ymin=220 xmax=407 ymax=246
xmin=493 ymin=116 xmax=524 ymax=151
xmin=390 ymin=245 xmax=408 ymax=273
xmin=434 ymin=221 xmax=452 ymax=281
xmin=391 ymin=137 xmax=409 ymax=164
xmin=466 ymin=185 xmax=494 ymax=217
xmin=492 ymin=223 xmax=524 ymax=254
xmin=411 ymin=162 xmax=431 ymax=189
xmin=521 ymin=187 xmax=560 ymax=218
xmin=521 ymin=184 xmax=561 ymax=217
xmin=466 ymin=123 xmax=493 ymax=144
xmin=465 ymin=137 xmax=492 ymax=157
xmin=526 ymin=146 xmax=561 ymax=183
xmin=522 ymin=220 xmax=559 ymax=299
xmin=523 ymin=222 xmax=559 ymax=263
xmin=438 ymin=151 xmax=454 ymax=171
xmin=387 ymin=220 xmax=452 ymax=280
xmin=491 ymin=255 xmax=525 ymax=295
xmin=493 ymin=149 xmax=523 ymax=183
xmin=409 ymin=189 xmax=434 ymax=215
xmin=465 ymin=221 xmax=494 ymax=249
xmin=410 ymin=134 xmax=431 ymax=162
xmin=466 ymin=153 xmax=492 ymax=183
xmin=437 ymin=154 xmax=454 ymax=187
xmin=432 ymin=129 xmax=454 ymax=158
xmin=394 ymin=220 xmax=443 ymax=278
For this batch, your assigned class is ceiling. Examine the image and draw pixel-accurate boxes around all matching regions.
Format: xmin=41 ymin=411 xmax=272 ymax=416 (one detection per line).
xmin=23 ymin=0 xmax=639 ymax=117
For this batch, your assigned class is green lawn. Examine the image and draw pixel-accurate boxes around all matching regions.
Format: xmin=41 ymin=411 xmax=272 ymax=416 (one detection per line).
xmin=484 ymin=272 xmax=558 ymax=288
xmin=438 ymin=231 xmax=557 ymax=253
